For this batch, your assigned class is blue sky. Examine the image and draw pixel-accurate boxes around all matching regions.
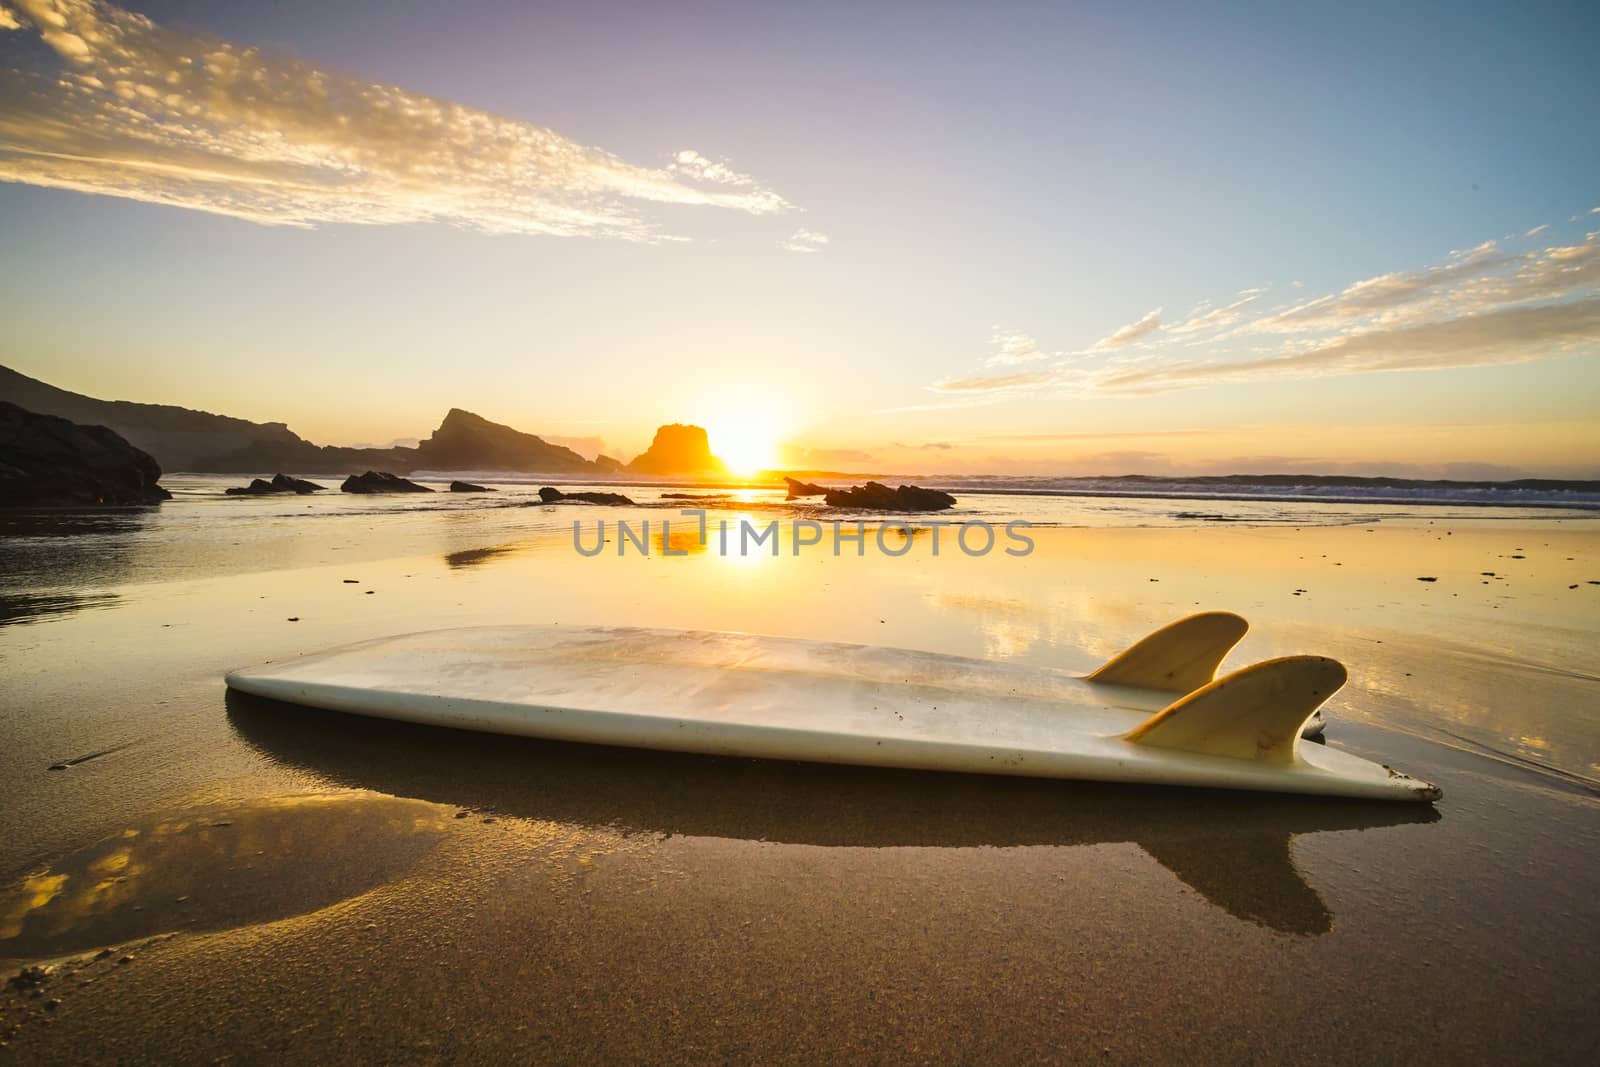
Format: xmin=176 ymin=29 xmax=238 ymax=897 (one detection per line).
xmin=1 ymin=0 xmax=1596 ymax=475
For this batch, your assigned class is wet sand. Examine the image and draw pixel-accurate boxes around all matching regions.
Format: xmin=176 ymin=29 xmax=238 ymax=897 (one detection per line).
xmin=2 ymin=489 xmax=1597 ymax=1063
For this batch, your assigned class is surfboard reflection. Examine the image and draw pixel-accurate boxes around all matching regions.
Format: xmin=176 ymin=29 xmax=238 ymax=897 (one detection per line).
xmin=225 ymin=690 xmax=1438 ymax=937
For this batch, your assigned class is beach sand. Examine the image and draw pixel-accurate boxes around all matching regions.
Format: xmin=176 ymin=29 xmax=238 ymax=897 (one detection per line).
xmin=2 ymin=487 xmax=1597 ymax=1063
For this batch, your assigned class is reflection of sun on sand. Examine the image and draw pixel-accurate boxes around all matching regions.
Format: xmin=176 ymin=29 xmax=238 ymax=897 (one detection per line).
xmin=0 ymin=793 xmax=451 ymax=958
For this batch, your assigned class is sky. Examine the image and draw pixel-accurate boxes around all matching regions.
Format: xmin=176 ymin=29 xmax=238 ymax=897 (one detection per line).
xmin=1 ymin=0 xmax=1597 ymax=478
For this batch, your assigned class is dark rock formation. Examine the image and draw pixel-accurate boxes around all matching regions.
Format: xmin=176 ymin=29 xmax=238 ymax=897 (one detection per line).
xmin=449 ymin=480 xmax=495 ymax=493
xmin=0 ymin=401 xmax=171 ymax=507
xmin=626 ymin=424 xmax=727 ymax=477
xmin=225 ymin=473 xmax=324 ymax=495
xmin=1 ymin=364 xmax=303 ymax=473
xmin=414 ymin=409 xmax=594 ymax=473
xmin=783 ymin=477 xmax=827 ymax=499
xmin=538 ymin=486 xmax=635 ymax=506
xmin=1 ymin=367 xmax=631 ymax=478
xmin=822 ymin=481 xmax=956 ymax=511
xmin=342 ymin=471 xmax=433 ymax=494
xmin=194 ymin=438 xmax=418 ymax=476
xmin=272 ymin=473 xmax=324 ymax=493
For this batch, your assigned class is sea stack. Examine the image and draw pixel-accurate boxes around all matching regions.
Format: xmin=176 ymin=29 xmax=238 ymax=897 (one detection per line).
xmin=625 ymin=424 xmax=728 ymax=477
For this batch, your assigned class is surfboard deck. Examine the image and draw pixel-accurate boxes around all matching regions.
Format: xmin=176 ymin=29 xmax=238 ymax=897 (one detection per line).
xmin=225 ymin=622 xmax=1439 ymax=802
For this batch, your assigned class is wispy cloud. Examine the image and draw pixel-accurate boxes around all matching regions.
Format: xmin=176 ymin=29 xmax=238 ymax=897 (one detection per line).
xmin=1525 ymin=224 xmax=1549 ymax=238
xmin=1103 ymin=296 xmax=1600 ymax=391
xmin=0 ymin=0 xmax=792 ymax=239
xmin=919 ymin=225 xmax=1600 ymax=400
xmin=984 ymin=329 xmax=1053 ymax=366
xmin=1252 ymin=240 xmax=1509 ymax=333
xmin=1168 ymin=289 xmax=1263 ymax=336
xmin=929 ymin=368 xmax=1059 ymax=394
xmin=780 ymin=227 xmax=829 ymax=253
xmin=1088 ymin=307 xmax=1162 ymax=350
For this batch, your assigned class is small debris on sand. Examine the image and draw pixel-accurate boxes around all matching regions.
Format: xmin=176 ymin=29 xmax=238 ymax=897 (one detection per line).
xmin=6 ymin=966 xmax=52 ymax=991
xmin=1416 ymin=577 xmax=1438 ymax=582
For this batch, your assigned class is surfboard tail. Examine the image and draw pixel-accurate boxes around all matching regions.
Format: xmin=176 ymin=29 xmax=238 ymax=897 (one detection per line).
xmin=1123 ymin=655 xmax=1346 ymax=765
xmin=1085 ymin=611 xmax=1250 ymax=694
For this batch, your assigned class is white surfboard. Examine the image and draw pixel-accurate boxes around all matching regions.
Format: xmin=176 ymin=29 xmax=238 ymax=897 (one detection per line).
xmin=224 ymin=613 xmax=1440 ymax=802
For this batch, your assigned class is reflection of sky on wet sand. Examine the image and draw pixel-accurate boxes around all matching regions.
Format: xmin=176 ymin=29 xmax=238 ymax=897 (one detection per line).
xmin=0 ymin=793 xmax=447 ymax=958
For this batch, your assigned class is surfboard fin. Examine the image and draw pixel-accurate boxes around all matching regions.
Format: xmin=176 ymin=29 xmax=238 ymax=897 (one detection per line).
xmin=1123 ymin=655 xmax=1346 ymax=764
xmin=1084 ymin=612 xmax=1249 ymax=694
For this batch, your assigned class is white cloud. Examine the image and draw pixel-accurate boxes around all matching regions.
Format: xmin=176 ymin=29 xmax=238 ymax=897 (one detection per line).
xmin=1099 ymin=296 xmax=1600 ymax=391
xmin=779 ymin=227 xmax=829 ymax=253
xmin=917 ymin=229 xmax=1600 ymax=400
xmin=984 ymin=329 xmax=1051 ymax=366
xmin=1525 ymin=224 xmax=1549 ymax=238
xmin=1088 ymin=307 xmax=1163 ymax=350
xmin=668 ymin=149 xmax=761 ymax=188
xmin=0 ymin=0 xmax=792 ymax=239
xmin=1254 ymin=240 xmax=1507 ymax=332
xmin=1168 ymin=290 xmax=1262 ymax=336
xmin=929 ymin=368 xmax=1060 ymax=394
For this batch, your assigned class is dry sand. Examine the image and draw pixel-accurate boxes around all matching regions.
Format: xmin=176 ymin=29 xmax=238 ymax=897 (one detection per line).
xmin=2 ymin=499 xmax=1597 ymax=1063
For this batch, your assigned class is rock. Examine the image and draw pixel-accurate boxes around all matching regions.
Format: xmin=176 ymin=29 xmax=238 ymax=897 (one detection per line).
xmin=6 ymin=965 xmax=52 ymax=990
xmin=538 ymin=487 xmax=635 ymax=506
xmin=593 ymin=454 xmax=625 ymax=474
xmin=448 ymin=480 xmax=495 ymax=493
xmin=341 ymin=471 xmax=433 ymax=494
xmin=822 ymin=481 xmax=956 ymax=511
xmin=0 ymin=402 xmax=171 ymax=507
xmin=414 ymin=409 xmax=594 ymax=473
xmin=783 ymin=477 xmax=827 ymax=499
xmin=272 ymin=473 xmax=324 ymax=493
xmin=224 ymin=474 xmax=322 ymax=495
xmin=626 ymin=424 xmax=728 ymax=476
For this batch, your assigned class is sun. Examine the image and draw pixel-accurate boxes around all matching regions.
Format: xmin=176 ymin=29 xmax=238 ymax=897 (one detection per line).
xmin=699 ymin=386 xmax=790 ymax=478
xmin=706 ymin=410 xmax=780 ymax=478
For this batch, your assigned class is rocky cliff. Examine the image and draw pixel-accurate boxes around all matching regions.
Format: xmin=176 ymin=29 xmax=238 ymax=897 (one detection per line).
xmin=412 ymin=408 xmax=593 ymax=473
xmin=625 ymin=424 xmax=727 ymax=476
xmin=2 ymin=367 xmax=613 ymax=475
xmin=0 ymin=364 xmax=303 ymax=472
